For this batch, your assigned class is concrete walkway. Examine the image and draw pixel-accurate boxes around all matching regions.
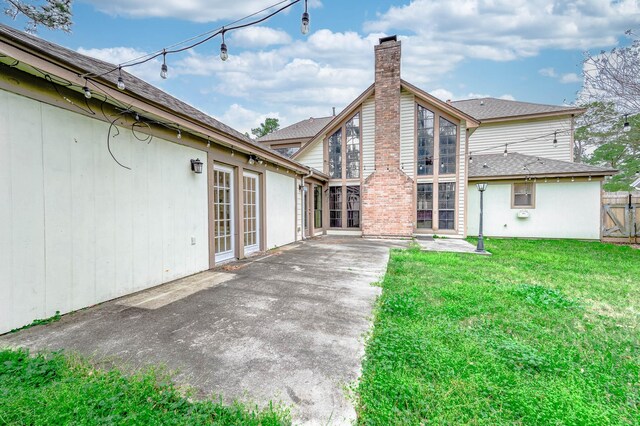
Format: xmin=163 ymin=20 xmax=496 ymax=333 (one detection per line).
xmin=0 ymin=237 xmax=406 ymax=425
xmin=416 ymin=237 xmax=481 ymax=254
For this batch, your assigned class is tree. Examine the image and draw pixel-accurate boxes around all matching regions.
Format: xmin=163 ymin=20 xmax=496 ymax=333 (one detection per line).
xmin=577 ymin=31 xmax=640 ymax=191
xmin=581 ymin=30 xmax=640 ymax=114
xmin=4 ymin=0 xmax=72 ymax=33
xmin=251 ymin=118 xmax=279 ymax=139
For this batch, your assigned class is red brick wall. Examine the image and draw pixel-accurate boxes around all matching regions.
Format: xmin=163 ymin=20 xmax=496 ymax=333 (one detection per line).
xmin=362 ymin=38 xmax=415 ymax=237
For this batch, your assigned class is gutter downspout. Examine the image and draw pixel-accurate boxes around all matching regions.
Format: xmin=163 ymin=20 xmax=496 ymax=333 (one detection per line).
xmin=300 ymin=167 xmax=313 ymax=241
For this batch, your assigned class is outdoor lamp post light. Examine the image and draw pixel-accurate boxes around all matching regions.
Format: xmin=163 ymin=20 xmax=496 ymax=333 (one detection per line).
xmin=190 ymin=158 xmax=203 ymax=174
xmin=475 ymin=182 xmax=488 ymax=253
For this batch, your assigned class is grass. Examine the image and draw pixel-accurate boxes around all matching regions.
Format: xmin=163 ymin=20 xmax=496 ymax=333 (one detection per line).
xmin=9 ymin=311 xmax=61 ymax=333
xmin=0 ymin=349 xmax=290 ymax=425
xmin=356 ymin=239 xmax=640 ymax=425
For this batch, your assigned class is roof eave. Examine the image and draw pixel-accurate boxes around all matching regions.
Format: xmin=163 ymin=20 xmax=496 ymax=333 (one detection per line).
xmin=478 ymin=108 xmax=587 ymax=124
xmin=469 ymin=170 xmax=617 ymax=180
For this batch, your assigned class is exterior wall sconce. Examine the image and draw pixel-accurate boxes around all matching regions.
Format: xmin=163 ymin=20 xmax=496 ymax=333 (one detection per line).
xmin=190 ymin=158 xmax=203 ymax=174
xmin=475 ymin=183 xmax=488 ymax=253
xmin=248 ymin=155 xmax=258 ymax=165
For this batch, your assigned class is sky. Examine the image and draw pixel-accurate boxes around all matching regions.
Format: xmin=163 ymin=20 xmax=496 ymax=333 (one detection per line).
xmin=2 ymin=0 xmax=640 ymax=134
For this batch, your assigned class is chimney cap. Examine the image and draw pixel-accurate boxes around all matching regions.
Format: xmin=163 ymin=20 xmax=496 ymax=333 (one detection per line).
xmin=379 ymin=35 xmax=398 ymax=44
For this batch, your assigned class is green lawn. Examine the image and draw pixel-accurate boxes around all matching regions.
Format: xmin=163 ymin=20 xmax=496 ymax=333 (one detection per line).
xmin=0 ymin=349 xmax=289 ymax=425
xmin=357 ymin=239 xmax=640 ymax=425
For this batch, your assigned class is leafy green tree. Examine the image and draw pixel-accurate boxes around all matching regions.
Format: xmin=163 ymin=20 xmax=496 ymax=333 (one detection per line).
xmin=4 ymin=0 xmax=72 ymax=33
xmin=251 ymin=118 xmax=279 ymax=139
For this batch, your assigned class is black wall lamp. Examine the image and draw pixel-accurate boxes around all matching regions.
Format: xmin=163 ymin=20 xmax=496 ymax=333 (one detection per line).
xmin=191 ymin=158 xmax=203 ymax=174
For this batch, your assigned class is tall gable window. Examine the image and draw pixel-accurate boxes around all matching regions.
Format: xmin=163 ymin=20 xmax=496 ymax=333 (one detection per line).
xmin=345 ymin=114 xmax=360 ymax=179
xmin=415 ymin=102 xmax=460 ymax=233
xmin=439 ymin=117 xmax=457 ymax=174
xmin=417 ymin=106 xmax=434 ymax=176
xmin=328 ymin=129 xmax=342 ymax=178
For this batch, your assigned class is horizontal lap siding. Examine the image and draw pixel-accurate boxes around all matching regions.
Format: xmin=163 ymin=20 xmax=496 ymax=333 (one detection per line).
xmin=265 ymin=170 xmax=296 ymax=248
xmin=362 ymin=96 xmax=375 ymax=179
xmin=469 ymin=117 xmax=573 ymax=162
xmin=297 ymin=140 xmax=323 ymax=171
xmin=400 ymin=90 xmax=415 ymax=178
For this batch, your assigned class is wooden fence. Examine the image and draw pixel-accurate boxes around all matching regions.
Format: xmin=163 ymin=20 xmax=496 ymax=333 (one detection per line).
xmin=602 ymin=191 xmax=640 ymax=243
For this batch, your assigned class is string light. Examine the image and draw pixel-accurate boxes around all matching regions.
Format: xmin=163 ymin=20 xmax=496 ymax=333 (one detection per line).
xmin=83 ymin=80 xmax=91 ymax=99
xmin=469 ymin=154 xmax=473 ymax=164
xmin=177 ymin=125 xmax=182 ymax=139
xmin=552 ymin=131 xmax=557 ymax=148
xmin=220 ymin=30 xmax=229 ymax=61
xmin=117 ymin=67 xmax=125 ymax=91
xmin=503 ymin=144 xmax=508 ymax=157
xmin=160 ymin=50 xmax=168 ymax=79
xmin=623 ymin=114 xmax=631 ymax=132
xmin=301 ymin=0 xmax=310 ymax=35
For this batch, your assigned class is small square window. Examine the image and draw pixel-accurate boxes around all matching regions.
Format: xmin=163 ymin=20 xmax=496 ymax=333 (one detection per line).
xmin=512 ymin=182 xmax=535 ymax=208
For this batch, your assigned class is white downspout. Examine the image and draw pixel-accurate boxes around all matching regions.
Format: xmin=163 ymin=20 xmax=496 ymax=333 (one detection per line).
xmin=300 ymin=168 xmax=313 ymax=241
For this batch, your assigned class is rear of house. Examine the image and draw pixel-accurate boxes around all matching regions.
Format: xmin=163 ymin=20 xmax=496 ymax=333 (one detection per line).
xmin=0 ymin=24 xmax=325 ymax=333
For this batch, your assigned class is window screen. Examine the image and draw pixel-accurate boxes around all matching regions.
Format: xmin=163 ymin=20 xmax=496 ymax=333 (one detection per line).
xmin=513 ymin=183 xmax=534 ymax=207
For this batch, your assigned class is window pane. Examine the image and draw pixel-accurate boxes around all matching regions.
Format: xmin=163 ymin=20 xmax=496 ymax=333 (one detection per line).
xmin=345 ymin=114 xmax=360 ymax=179
xmin=513 ymin=183 xmax=534 ymax=207
xmin=314 ymin=185 xmax=323 ymax=229
xmin=417 ymin=183 xmax=433 ymax=229
xmin=439 ymin=117 xmax=457 ymax=174
xmin=328 ymin=129 xmax=342 ymax=179
xmin=274 ymin=147 xmax=299 ymax=157
xmin=347 ymin=186 xmax=360 ymax=228
xmin=438 ymin=182 xmax=456 ymax=230
xmin=417 ymin=105 xmax=434 ymax=176
xmin=330 ymin=186 xmax=342 ymax=228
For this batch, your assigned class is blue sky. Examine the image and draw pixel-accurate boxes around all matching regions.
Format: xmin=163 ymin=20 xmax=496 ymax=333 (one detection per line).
xmin=2 ymin=0 xmax=639 ymax=134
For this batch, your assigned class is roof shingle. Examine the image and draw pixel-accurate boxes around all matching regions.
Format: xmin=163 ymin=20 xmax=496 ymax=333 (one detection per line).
xmin=258 ymin=116 xmax=334 ymax=142
xmin=451 ymin=98 xmax=582 ymax=121
xmin=469 ymin=153 xmax=617 ymax=179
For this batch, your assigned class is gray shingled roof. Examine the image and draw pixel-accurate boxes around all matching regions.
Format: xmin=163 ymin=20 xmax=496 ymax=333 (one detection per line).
xmin=258 ymin=116 xmax=334 ymax=142
xmin=0 ymin=23 xmax=257 ymax=146
xmin=469 ymin=153 xmax=617 ymax=178
xmin=451 ymin=98 xmax=582 ymax=121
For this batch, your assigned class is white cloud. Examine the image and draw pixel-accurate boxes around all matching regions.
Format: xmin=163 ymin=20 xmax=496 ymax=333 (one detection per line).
xmin=430 ymin=88 xmax=454 ymax=101
xmin=229 ymin=26 xmax=292 ymax=48
xmin=559 ymin=72 xmax=581 ymax=84
xmin=77 ymin=46 xmax=163 ymax=83
xmin=539 ymin=67 xmax=557 ymax=78
xmin=215 ymin=103 xmax=282 ymax=135
xmin=82 ymin=0 xmax=319 ymax=23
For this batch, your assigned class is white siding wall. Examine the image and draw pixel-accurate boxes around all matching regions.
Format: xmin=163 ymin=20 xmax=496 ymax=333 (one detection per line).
xmin=296 ymin=178 xmax=303 ymax=240
xmin=362 ymin=96 xmax=375 ymax=179
xmin=467 ymin=181 xmax=601 ymax=239
xmin=400 ymin=90 xmax=415 ymax=178
xmin=265 ymin=170 xmax=296 ymax=248
xmin=296 ymin=140 xmax=323 ymax=171
xmin=469 ymin=117 xmax=573 ymax=162
xmin=457 ymin=125 xmax=467 ymax=236
xmin=0 ymin=89 xmax=209 ymax=333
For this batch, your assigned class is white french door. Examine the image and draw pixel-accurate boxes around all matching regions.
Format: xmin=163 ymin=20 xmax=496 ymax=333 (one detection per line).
xmin=243 ymin=172 xmax=260 ymax=255
xmin=214 ymin=164 xmax=235 ymax=263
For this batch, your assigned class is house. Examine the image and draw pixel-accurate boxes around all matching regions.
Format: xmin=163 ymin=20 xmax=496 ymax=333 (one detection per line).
xmin=261 ymin=35 xmax=616 ymax=240
xmin=0 ymin=23 xmax=328 ymax=334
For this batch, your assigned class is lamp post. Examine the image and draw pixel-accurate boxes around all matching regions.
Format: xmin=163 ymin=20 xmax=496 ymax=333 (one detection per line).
xmin=475 ymin=183 xmax=488 ymax=253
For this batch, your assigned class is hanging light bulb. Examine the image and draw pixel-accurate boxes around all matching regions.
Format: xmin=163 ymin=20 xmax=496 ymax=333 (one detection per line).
xmin=553 ymin=131 xmax=558 ymax=148
xmin=177 ymin=127 xmax=182 ymax=139
xmin=301 ymin=0 xmax=310 ymax=35
xmin=83 ymin=81 xmax=92 ymax=99
xmin=469 ymin=154 xmax=473 ymax=164
xmin=117 ymin=67 xmax=126 ymax=91
xmin=220 ymin=30 xmax=229 ymax=61
xmin=623 ymin=114 xmax=631 ymax=132
xmin=503 ymin=144 xmax=508 ymax=157
xmin=160 ymin=50 xmax=168 ymax=79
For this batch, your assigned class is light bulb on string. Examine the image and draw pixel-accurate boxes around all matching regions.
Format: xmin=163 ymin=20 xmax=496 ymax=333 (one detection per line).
xmin=503 ymin=144 xmax=508 ymax=157
xmin=623 ymin=114 xmax=631 ymax=132
xmin=301 ymin=0 xmax=310 ymax=35
xmin=177 ymin=126 xmax=182 ymax=139
xmin=220 ymin=30 xmax=229 ymax=61
xmin=117 ymin=67 xmax=126 ymax=90
xmin=160 ymin=50 xmax=168 ymax=79
xmin=83 ymin=80 xmax=92 ymax=99
xmin=553 ymin=131 xmax=557 ymax=148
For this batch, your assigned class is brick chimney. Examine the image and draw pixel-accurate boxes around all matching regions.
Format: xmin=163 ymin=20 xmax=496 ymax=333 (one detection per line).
xmin=362 ymin=36 xmax=414 ymax=238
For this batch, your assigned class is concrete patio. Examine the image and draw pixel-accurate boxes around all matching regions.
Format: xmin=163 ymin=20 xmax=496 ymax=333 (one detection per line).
xmin=0 ymin=235 xmax=479 ymax=424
